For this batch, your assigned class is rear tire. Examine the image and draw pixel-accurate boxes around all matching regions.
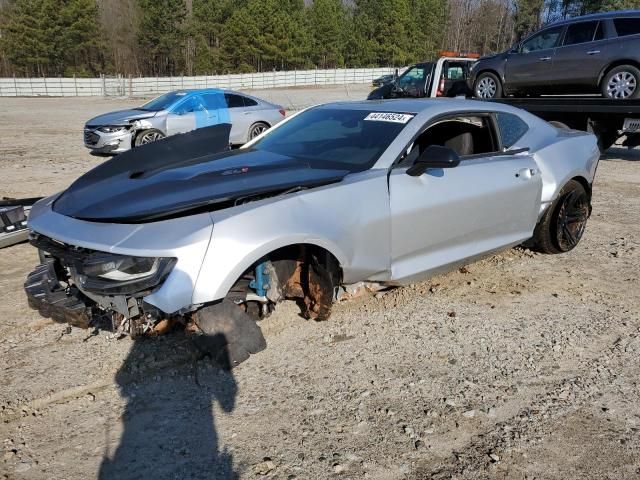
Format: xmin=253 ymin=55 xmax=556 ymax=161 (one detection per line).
xmin=530 ymin=180 xmax=590 ymax=254
xmin=248 ymin=122 xmax=269 ymax=141
xmin=474 ymin=72 xmax=503 ymax=99
xmin=601 ymin=65 xmax=640 ymax=99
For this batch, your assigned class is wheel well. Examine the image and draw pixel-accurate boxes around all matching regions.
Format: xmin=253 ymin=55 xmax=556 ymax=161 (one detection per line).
xmin=474 ymin=69 xmax=502 ymax=86
xmin=265 ymin=243 xmax=343 ymax=285
xmin=231 ymin=243 xmax=343 ymax=321
xmin=570 ymin=176 xmax=592 ymax=200
xmin=598 ymin=60 xmax=640 ymax=84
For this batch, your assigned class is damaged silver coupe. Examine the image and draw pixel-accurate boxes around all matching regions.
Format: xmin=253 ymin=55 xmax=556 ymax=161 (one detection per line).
xmin=25 ymin=99 xmax=600 ymax=364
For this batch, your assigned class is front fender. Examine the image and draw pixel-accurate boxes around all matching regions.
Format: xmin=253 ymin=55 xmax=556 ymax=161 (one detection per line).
xmin=192 ymin=170 xmax=391 ymax=304
xmin=196 ymin=235 xmax=349 ymax=304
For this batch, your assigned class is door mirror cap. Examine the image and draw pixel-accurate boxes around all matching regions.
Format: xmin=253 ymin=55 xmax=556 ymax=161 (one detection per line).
xmin=406 ymin=145 xmax=461 ymax=177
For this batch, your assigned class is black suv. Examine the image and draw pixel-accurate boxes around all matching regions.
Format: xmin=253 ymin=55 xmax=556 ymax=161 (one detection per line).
xmin=469 ymin=10 xmax=640 ymax=99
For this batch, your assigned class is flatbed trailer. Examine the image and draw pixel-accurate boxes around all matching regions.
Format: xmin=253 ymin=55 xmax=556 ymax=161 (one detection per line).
xmin=490 ymin=97 xmax=640 ymax=151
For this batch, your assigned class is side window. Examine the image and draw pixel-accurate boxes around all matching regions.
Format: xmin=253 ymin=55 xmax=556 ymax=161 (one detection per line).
xmin=614 ymin=17 xmax=640 ymax=37
xmin=521 ymin=26 xmax=564 ymax=53
xmin=397 ymin=66 xmax=428 ymax=89
xmin=563 ymin=21 xmax=599 ymax=46
xmin=172 ymin=96 xmax=204 ymax=115
xmin=243 ymin=96 xmax=258 ymax=107
xmin=444 ymin=64 xmax=465 ymax=80
xmin=404 ymin=115 xmax=499 ymax=164
xmin=201 ymin=93 xmax=226 ymax=110
xmin=594 ymin=21 xmax=604 ymax=41
xmin=495 ymin=112 xmax=529 ymax=148
xmin=224 ymin=93 xmax=245 ymax=108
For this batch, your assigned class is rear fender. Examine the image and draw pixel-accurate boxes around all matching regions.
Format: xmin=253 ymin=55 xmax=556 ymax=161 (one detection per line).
xmin=533 ymin=130 xmax=599 ymax=217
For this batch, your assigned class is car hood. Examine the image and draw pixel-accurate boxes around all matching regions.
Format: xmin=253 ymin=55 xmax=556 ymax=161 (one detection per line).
xmin=53 ymin=124 xmax=349 ymax=223
xmin=478 ymin=52 xmax=507 ymax=61
xmin=85 ymin=109 xmax=157 ymax=127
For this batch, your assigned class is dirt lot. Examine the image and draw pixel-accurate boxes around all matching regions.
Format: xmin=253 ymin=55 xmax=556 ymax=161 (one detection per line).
xmin=1 ymin=92 xmax=639 ymax=480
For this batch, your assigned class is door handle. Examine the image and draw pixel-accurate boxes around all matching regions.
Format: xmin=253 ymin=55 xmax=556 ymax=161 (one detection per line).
xmin=587 ymin=50 xmax=600 ymax=55
xmin=515 ymin=168 xmax=537 ymax=179
xmin=539 ymin=56 xmax=552 ymax=61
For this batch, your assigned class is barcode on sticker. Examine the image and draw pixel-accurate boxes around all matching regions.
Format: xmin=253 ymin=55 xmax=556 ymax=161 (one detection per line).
xmin=364 ymin=112 xmax=414 ymax=124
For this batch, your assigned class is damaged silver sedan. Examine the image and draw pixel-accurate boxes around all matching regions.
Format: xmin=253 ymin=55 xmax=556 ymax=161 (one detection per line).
xmin=25 ymin=99 xmax=600 ymax=364
xmin=83 ymin=88 xmax=285 ymax=154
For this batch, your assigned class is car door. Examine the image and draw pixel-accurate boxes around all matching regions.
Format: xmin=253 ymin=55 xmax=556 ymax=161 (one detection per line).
xmin=388 ymin=112 xmax=542 ymax=282
xmin=505 ymin=25 xmax=565 ymax=92
xmin=199 ymin=91 xmax=232 ymax=129
xmin=440 ymin=60 xmax=472 ymax=96
xmin=225 ymin=93 xmax=256 ymax=144
xmin=551 ymin=20 xmax=611 ymax=88
xmin=165 ymin=95 xmax=204 ymax=135
xmin=395 ymin=64 xmax=432 ymax=98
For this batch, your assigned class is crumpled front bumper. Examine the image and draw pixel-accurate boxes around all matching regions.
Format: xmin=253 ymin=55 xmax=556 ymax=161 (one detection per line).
xmin=84 ymin=127 xmax=133 ymax=154
xmin=24 ymin=261 xmax=92 ymax=328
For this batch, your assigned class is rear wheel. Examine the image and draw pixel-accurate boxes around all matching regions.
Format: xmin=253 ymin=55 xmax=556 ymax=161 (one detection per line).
xmin=531 ymin=180 xmax=590 ymax=254
xmin=601 ymin=65 xmax=640 ymax=99
xmin=248 ymin=122 xmax=269 ymax=140
xmin=474 ymin=72 xmax=502 ymax=99
xmin=134 ymin=129 xmax=165 ymax=147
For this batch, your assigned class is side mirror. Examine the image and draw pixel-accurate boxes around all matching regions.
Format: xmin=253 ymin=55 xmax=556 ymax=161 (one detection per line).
xmin=406 ymin=145 xmax=460 ymax=177
xmin=509 ymin=43 xmax=521 ymax=54
xmin=394 ymin=68 xmax=399 ymax=80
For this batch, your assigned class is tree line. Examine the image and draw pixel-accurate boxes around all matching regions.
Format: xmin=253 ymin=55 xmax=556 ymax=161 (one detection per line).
xmin=0 ymin=0 xmax=638 ymax=78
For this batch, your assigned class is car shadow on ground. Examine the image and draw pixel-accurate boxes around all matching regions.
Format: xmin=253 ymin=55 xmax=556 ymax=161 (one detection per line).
xmin=601 ymin=147 xmax=640 ymax=161
xmin=98 ymin=333 xmax=239 ymax=480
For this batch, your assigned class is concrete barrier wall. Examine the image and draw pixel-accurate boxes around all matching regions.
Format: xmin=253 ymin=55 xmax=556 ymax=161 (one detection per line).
xmin=0 ymin=68 xmax=395 ymax=97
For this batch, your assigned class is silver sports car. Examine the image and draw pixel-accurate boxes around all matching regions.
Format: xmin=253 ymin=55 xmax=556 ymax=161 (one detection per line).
xmin=26 ymin=99 xmax=599 ymax=364
xmin=83 ymin=88 xmax=285 ymax=154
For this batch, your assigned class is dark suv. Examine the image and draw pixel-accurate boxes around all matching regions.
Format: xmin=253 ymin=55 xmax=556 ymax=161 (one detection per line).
xmin=469 ymin=10 xmax=640 ymax=99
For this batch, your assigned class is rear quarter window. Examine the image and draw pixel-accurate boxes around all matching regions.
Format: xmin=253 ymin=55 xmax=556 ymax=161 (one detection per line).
xmin=614 ymin=17 xmax=640 ymax=37
xmin=496 ymin=112 xmax=529 ymax=148
xmin=244 ymin=97 xmax=258 ymax=107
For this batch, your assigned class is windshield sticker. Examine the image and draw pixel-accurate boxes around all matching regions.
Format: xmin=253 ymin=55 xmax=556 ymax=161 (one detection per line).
xmin=364 ymin=112 xmax=414 ymax=124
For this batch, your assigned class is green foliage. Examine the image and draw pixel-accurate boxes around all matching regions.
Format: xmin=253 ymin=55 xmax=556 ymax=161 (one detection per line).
xmin=600 ymin=0 xmax=640 ymax=9
xmin=136 ymin=0 xmax=186 ymax=75
xmin=220 ymin=0 xmax=312 ymax=72
xmin=189 ymin=0 xmax=237 ymax=74
xmin=308 ymin=0 xmax=348 ymax=68
xmin=0 ymin=0 xmax=105 ymax=76
xmin=514 ymin=0 xmax=545 ymax=39
xmin=9 ymin=0 xmax=633 ymax=77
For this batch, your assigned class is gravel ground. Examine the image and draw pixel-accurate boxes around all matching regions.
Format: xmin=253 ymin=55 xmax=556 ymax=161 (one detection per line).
xmin=1 ymin=92 xmax=639 ymax=480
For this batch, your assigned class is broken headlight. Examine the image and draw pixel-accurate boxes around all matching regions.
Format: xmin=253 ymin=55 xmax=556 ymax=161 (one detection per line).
xmin=97 ymin=125 xmax=127 ymax=133
xmin=82 ymin=255 xmax=164 ymax=281
xmin=75 ymin=254 xmax=176 ymax=295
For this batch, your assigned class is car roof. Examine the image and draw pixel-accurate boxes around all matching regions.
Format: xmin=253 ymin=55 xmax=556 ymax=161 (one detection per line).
xmin=317 ymin=98 xmax=519 ymax=114
xmin=174 ymin=88 xmax=248 ymax=96
xmin=546 ymin=9 xmax=640 ymax=27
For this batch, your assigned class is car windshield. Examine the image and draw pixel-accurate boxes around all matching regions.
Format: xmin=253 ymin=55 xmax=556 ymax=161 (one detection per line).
xmin=138 ymin=91 xmax=188 ymax=111
xmin=251 ymin=107 xmax=414 ymax=171
xmin=397 ymin=64 xmax=433 ymax=89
